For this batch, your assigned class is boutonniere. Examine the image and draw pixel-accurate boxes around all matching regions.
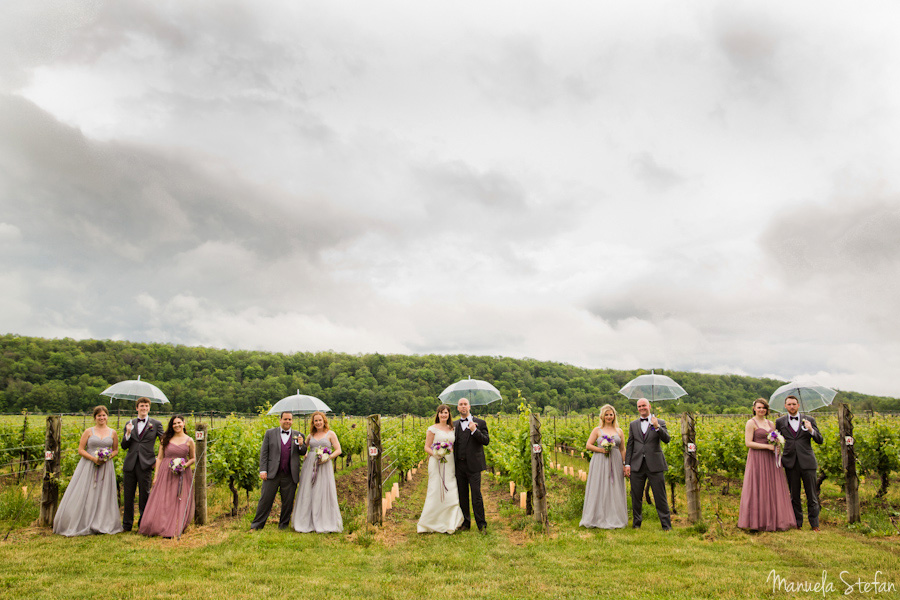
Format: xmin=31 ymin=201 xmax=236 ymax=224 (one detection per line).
xmin=147 ymin=425 xmax=153 ymax=430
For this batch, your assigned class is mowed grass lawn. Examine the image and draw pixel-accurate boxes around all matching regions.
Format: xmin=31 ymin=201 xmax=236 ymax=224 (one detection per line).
xmin=1 ymin=468 xmax=898 ymax=600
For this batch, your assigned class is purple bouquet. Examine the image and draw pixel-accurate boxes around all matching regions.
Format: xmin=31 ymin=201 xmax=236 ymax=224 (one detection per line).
xmin=170 ymin=457 xmax=186 ymax=474
xmin=95 ymin=448 xmax=112 ymax=463
xmin=431 ymin=441 xmax=453 ymax=463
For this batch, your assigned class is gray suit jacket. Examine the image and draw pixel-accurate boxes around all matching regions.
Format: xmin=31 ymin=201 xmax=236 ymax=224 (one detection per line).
xmin=625 ymin=417 xmax=670 ymax=473
xmin=775 ymin=414 xmax=823 ymax=471
xmin=259 ymin=427 xmax=306 ymax=483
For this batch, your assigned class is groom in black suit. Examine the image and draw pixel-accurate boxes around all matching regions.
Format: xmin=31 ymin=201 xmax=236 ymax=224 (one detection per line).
xmin=624 ymin=398 xmax=671 ymax=530
xmin=454 ymin=397 xmax=490 ymax=531
xmin=121 ymin=397 xmax=164 ymax=531
xmin=775 ymin=395 xmax=824 ymax=531
xmin=250 ymin=411 xmax=307 ymax=530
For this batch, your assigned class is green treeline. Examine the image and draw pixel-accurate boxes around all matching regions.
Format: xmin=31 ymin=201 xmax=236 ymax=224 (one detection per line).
xmin=1 ymin=334 xmax=897 ymax=415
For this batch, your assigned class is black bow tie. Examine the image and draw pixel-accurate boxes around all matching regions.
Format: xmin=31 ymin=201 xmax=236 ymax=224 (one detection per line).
xmin=137 ymin=419 xmax=146 ymax=423
xmin=790 ymin=416 xmax=799 ymax=421
xmin=640 ymin=418 xmax=648 ymax=422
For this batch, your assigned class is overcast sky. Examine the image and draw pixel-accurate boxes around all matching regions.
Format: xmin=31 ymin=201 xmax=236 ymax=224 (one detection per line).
xmin=2 ymin=1 xmax=899 ymax=397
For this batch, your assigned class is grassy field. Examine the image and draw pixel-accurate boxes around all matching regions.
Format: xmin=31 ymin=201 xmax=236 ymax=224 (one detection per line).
xmin=1 ymin=460 xmax=898 ymax=600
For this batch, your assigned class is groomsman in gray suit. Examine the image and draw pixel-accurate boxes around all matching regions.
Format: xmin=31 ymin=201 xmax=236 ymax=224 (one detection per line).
xmin=250 ymin=412 xmax=307 ymax=530
xmin=775 ymin=395 xmax=824 ymax=531
xmin=624 ymin=398 xmax=671 ymax=530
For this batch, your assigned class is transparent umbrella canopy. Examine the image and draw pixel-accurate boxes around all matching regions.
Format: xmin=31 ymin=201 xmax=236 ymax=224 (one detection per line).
xmin=268 ymin=392 xmax=332 ymax=415
xmin=100 ymin=376 xmax=170 ymax=404
xmin=618 ymin=371 xmax=687 ymax=402
xmin=769 ymin=380 xmax=837 ymax=414
xmin=438 ymin=377 xmax=502 ymax=406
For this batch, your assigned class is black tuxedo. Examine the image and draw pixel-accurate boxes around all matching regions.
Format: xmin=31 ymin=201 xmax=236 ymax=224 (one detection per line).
xmin=775 ymin=413 xmax=823 ymax=528
xmin=121 ymin=416 xmax=163 ymax=530
xmin=624 ymin=417 xmax=671 ymax=529
xmin=454 ymin=416 xmax=489 ymax=530
xmin=250 ymin=427 xmax=307 ymax=530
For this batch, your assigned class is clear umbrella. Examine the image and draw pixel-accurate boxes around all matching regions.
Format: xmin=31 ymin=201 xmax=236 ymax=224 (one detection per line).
xmin=769 ymin=380 xmax=837 ymax=414
xmin=100 ymin=376 xmax=169 ymax=404
xmin=268 ymin=391 xmax=332 ymax=415
xmin=618 ymin=370 xmax=687 ymax=402
xmin=438 ymin=377 xmax=502 ymax=406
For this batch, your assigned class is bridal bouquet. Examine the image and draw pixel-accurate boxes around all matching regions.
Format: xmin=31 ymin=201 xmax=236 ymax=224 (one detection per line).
xmin=169 ymin=457 xmax=187 ymax=475
xmin=95 ymin=448 xmax=112 ymax=463
xmin=431 ymin=441 xmax=453 ymax=463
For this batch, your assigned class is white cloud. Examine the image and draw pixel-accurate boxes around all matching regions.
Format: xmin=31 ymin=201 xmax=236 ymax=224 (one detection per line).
xmin=1 ymin=1 xmax=899 ymax=397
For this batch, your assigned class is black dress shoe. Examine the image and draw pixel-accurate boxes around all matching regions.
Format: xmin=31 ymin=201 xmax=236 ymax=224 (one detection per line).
xmin=477 ymin=525 xmax=486 ymax=532
xmin=459 ymin=524 xmax=471 ymax=531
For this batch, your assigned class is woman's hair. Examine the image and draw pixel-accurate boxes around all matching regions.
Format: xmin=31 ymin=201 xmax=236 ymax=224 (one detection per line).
xmin=93 ymin=405 xmax=109 ymax=418
xmin=598 ymin=404 xmax=619 ymax=429
xmin=752 ymin=398 xmax=770 ymax=416
xmin=433 ymin=404 xmax=453 ymax=424
xmin=162 ymin=414 xmax=185 ymax=450
xmin=309 ymin=411 xmax=330 ymax=434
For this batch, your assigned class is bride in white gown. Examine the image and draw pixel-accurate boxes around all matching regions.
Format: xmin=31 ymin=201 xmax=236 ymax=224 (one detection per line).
xmin=417 ymin=404 xmax=464 ymax=533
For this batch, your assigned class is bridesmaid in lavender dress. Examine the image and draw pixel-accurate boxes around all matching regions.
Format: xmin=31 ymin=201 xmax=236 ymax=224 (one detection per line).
xmin=139 ymin=415 xmax=196 ymax=537
xmin=292 ymin=411 xmax=343 ymax=533
xmin=53 ymin=405 xmax=124 ymax=536
xmin=580 ymin=404 xmax=628 ymax=529
xmin=738 ymin=398 xmax=796 ymax=532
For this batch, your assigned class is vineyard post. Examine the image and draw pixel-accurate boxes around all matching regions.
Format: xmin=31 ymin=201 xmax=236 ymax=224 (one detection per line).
xmin=681 ymin=411 xmax=701 ymax=524
xmin=838 ymin=403 xmax=860 ymax=524
xmin=39 ymin=415 xmax=61 ymax=527
xmin=366 ymin=414 xmax=383 ymax=526
xmin=530 ymin=414 xmax=549 ymax=530
xmin=18 ymin=411 xmax=28 ymax=482
xmin=194 ymin=422 xmax=208 ymax=525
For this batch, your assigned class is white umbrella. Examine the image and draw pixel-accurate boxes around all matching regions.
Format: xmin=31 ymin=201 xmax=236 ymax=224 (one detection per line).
xmin=769 ymin=380 xmax=837 ymax=414
xmin=100 ymin=376 xmax=169 ymax=404
xmin=618 ymin=370 xmax=687 ymax=402
xmin=438 ymin=377 xmax=502 ymax=406
xmin=268 ymin=391 xmax=332 ymax=415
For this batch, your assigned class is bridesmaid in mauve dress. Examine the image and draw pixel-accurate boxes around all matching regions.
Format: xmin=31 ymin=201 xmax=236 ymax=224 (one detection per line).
xmin=139 ymin=415 xmax=196 ymax=537
xmin=292 ymin=411 xmax=343 ymax=533
xmin=53 ymin=405 xmax=124 ymax=537
xmin=580 ymin=404 xmax=628 ymax=529
xmin=738 ymin=398 xmax=796 ymax=532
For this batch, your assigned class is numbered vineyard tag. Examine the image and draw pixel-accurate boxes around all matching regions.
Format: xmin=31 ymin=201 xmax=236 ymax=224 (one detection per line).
xmin=532 ymin=444 xmax=542 ymax=454
xmin=195 ymin=430 xmax=205 ymax=441
xmin=845 ymin=436 xmax=854 ymax=446
xmin=687 ymin=443 xmax=697 ymax=453
xmin=45 ymin=451 xmax=54 ymax=460
xmin=368 ymin=446 xmax=379 ymax=456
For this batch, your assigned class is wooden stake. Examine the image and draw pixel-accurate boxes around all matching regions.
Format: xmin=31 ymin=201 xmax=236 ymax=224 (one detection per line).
xmin=193 ymin=423 xmax=208 ymax=525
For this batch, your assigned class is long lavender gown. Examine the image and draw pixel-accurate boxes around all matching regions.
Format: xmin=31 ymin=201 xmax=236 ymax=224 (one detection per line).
xmin=53 ymin=430 xmax=124 ymax=536
xmin=139 ymin=442 xmax=194 ymax=537
xmin=580 ymin=434 xmax=627 ymax=529
xmin=292 ymin=435 xmax=343 ymax=533
xmin=738 ymin=428 xmax=796 ymax=531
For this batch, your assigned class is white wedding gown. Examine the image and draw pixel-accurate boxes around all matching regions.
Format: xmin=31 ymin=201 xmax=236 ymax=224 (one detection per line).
xmin=417 ymin=425 xmax=465 ymax=533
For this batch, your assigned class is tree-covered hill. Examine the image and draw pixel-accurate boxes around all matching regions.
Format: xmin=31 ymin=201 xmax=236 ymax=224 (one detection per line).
xmin=1 ymin=334 xmax=897 ymax=415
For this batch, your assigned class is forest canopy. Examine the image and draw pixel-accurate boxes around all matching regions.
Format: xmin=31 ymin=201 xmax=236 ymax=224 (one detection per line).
xmin=1 ymin=334 xmax=897 ymax=415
